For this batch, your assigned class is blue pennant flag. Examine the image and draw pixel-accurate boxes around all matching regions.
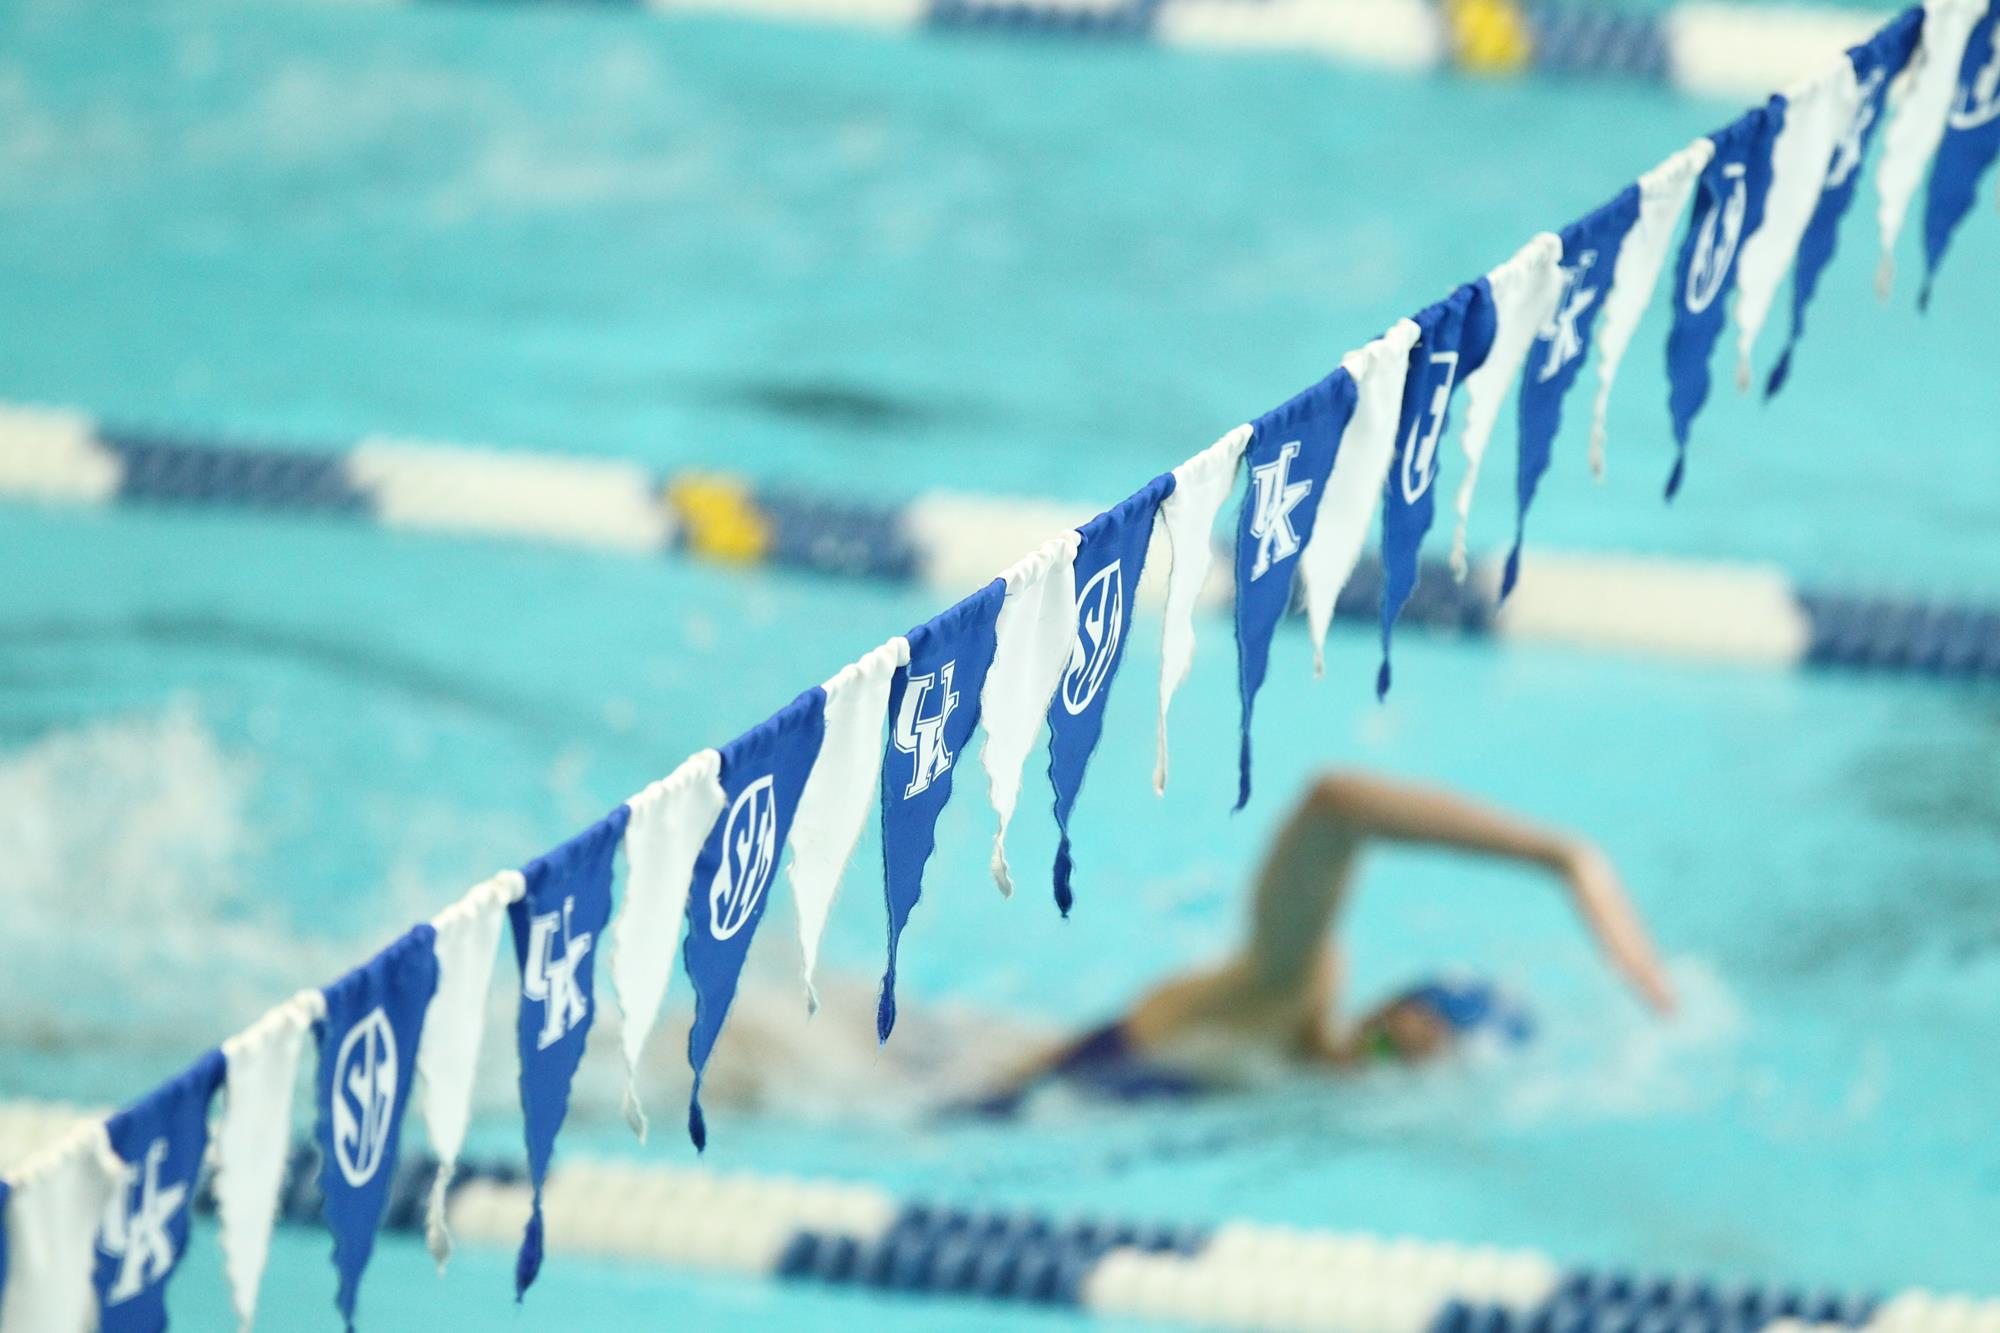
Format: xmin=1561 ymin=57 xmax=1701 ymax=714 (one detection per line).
xmin=315 ymin=924 xmax=439 ymax=1330
xmin=1235 ymin=372 xmax=1358 ymax=807
xmin=1921 ymin=5 xmax=2000 ymax=306
xmin=1046 ymin=473 xmax=1174 ymax=914
xmin=94 ymin=1048 xmax=225 ymax=1333
xmin=511 ymin=804 xmax=629 ymax=1294
xmin=1379 ymin=282 xmax=1495 ymax=698
xmin=1506 ymin=186 xmax=1641 ymax=601
xmin=1768 ymin=10 xmax=1924 ymax=397
xmin=878 ymin=580 xmax=1005 ymax=1042
xmin=1664 ymin=102 xmax=1783 ymax=498
xmin=0 ymin=1179 xmax=9 ymax=1314
xmin=682 ymin=688 xmax=827 ymax=1149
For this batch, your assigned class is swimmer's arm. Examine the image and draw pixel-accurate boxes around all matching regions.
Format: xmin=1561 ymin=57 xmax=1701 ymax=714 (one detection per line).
xmin=1247 ymin=771 xmax=1677 ymax=1014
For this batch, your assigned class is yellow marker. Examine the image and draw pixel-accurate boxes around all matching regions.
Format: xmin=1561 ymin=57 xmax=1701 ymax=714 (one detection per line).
xmin=669 ymin=475 xmax=772 ymax=564
xmin=1447 ymin=0 xmax=1534 ymax=75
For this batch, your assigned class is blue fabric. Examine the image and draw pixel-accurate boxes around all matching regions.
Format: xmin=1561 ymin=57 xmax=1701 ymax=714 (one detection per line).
xmin=1921 ymin=5 xmax=2000 ymax=306
xmin=1768 ymin=10 xmax=1924 ymax=397
xmin=0 ymin=1179 xmax=8 ymax=1314
xmin=878 ymin=580 xmax=1005 ymax=1041
xmin=1664 ymin=102 xmax=1783 ymax=498
xmin=1234 ymin=371 xmax=1358 ymax=807
xmin=1378 ymin=283 xmax=1495 ymax=698
xmin=510 ymin=803 xmax=629 ymax=1293
xmin=682 ymin=688 xmax=827 ymax=1148
xmin=93 ymin=1048 xmax=225 ymax=1333
xmin=1506 ymin=187 xmax=1641 ymax=601
xmin=314 ymin=924 xmax=439 ymax=1330
xmin=1047 ymin=473 xmax=1174 ymax=915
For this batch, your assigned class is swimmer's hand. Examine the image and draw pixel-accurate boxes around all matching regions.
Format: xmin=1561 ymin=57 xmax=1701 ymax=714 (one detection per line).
xmin=1556 ymin=840 xmax=1677 ymax=1016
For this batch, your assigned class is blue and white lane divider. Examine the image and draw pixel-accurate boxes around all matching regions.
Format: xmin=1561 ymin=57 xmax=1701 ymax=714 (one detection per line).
xmin=4 ymin=401 xmax=1998 ymax=680
xmin=0 ymin=1101 xmax=1994 ymax=1330
xmin=430 ymin=0 xmax=1883 ymax=100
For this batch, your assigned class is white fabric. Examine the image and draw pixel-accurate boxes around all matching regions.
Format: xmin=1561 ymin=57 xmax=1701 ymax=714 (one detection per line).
xmin=1297 ymin=322 xmax=1421 ymax=674
xmin=1589 ymin=136 xmax=1715 ymax=476
xmin=789 ymin=636 xmax=906 ymax=1007
xmin=1154 ymin=424 xmax=1249 ymax=795
xmin=0 ymin=1121 xmax=122 ymax=1333
xmin=1734 ymin=64 xmax=1860 ymax=387
xmin=1451 ymin=233 xmax=1566 ymax=576
xmin=215 ymin=988 xmax=322 ymax=1332
xmin=1875 ymin=0 xmax=1983 ymax=295
xmin=418 ymin=870 xmax=519 ymax=1269
xmin=980 ymin=532 xmax=1081 ymax=896
xmin=612 ymin=749 xmax=725 ymax=1140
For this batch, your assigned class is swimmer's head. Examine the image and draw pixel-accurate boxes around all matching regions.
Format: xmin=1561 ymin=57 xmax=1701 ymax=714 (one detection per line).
xmin=1353 ymin=975 xmax=1534 ymax=1064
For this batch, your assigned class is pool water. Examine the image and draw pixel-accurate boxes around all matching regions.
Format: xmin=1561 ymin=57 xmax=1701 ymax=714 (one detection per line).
xmin=1 ymin=1 xmax=1996 ymax=1325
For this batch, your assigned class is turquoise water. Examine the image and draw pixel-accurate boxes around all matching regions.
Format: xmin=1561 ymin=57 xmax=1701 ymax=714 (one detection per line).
xmin=1 ymin=1 xmax=1997 ymax=1326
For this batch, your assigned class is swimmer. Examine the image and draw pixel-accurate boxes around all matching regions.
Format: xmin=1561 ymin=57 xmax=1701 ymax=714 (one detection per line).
xmin=973 ymin=770 xmax=1675 ymax=1111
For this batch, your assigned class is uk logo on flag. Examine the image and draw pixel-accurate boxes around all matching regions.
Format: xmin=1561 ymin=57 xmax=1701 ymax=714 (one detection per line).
xmin=96 ymin=1137 xmax=187 ymax=1306
xmin=893 ymin=662 xmax=959 ymax=796
xmin=1247 ymin=441 xmax=1311 ymax=579
xmin=521 ymin=896 xmax=593 ymax=1047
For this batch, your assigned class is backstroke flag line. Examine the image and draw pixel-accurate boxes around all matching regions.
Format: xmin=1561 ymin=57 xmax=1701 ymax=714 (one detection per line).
xmin=214 ymin=989 xmax=320 ymax=1330
xmin=1235 ymin=369 xmax=1358 ymax=807
xmin=1920 ymin=2 xmax=2000 ymax=302
xmin=790 ymin=638 xmax=905 ymax=1002
xmin=0 ymin=1123 xmax=122 ymax=1332
xmin=9 ymin=0 xmax=1997 ymax=1309
xmin=1765 ymin=12 xmax=1922 ymax=397
xmin=1731 ymin=64 xmax=1850 ymax=390
xmin=614 ymin=751 xmax=725 ymax=1139
xmin=1588 ymin=136 xmax=1712 ymax=477
xmin=1047 ymin=474 xmax=1173 ymax=914
xmin=683 ymin=689 xmax=827 ymax=1148
xmin=419 ymin=871 xmax=518 ymax=1266
xmin=315 ymin=926 xmax=439 ymax=1330
xmin=1154 ymin=425 xmax=1246 ymax=795
xmin=980 ymin=534 xmax=1080 ymax=896
xmin=511 ymin=807 xmax=627 ymax=1293
xmin=1379 ymin=282 xmax=1495 ymax=698
xmin=1298 ymin=322 xmax=1419 ymax=672
xmin=1875 ymin=0 xmax=1983 ymax=297
xmin=1450 ymin=232 xmax=1566 ymax=579
xmin=93 ymin=1047 xmax=224 ymax=1331
xmin=879 ymin=583 xmax=1003 ymax=1039
xmin=1508 ymin=189 xmax=1639 ymax=599
xmin=1663 ymin=101 xmax=1782 ymax=499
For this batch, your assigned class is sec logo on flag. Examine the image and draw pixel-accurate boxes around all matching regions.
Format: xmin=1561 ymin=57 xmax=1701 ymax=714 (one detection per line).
xmin=1061 ymin=560 xmax=1123 ymax=716
xmin=710 ymin=774 xmax=777 ymax=941
xmin=331 ymin=1006 xmax=398 ymax=1187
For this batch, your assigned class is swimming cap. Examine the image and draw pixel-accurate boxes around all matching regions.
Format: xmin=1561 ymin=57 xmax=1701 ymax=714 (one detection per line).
xmin=1403 ymin=975 xmax=1535 ymax=1045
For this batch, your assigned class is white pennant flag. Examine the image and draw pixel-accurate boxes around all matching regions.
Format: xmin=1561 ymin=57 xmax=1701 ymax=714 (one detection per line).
xmin=1734 ymin=63 xmax=1859 ymax=386
xmin=1451 ymin=232 xmax=1566 ymax=577
xmin=1589 ymin=136 xmax=1716 ymax=475
xmin=214 ymin=988 xmax=322 ymax=1331
xmin=1155 ymin=424 xmax=1249 ymax=795
xmin=788 ymin=636 xmax=906 ymax=1007
xmin=0 ymin=1120 xmax=122 ymax=1333
xmin=611 ymin=750 xmax=725 ymax=1140
xmin=418 ymin=870 xmax=519 ymax=1269
xmin=980 ymin=532 xmax=1080 ymax=896
xmin=1875 ymin=0 xmax=1984 ymax=295
xmin=1298 ymin=322 xmax=1421 ymax=675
